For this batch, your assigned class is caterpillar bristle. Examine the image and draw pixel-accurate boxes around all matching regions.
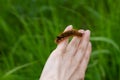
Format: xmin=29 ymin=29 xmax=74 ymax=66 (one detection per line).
xmin=55 ymin=29 xmax=83 ymax=44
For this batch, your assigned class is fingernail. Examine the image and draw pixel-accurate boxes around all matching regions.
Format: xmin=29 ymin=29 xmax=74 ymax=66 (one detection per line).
xmin=85 ymin=30 xmax=90 ymax=34
xmin=78 ymin=29 xmax=84 ymax=33
xmin=67 ymin=25 xmax=73 ymax=29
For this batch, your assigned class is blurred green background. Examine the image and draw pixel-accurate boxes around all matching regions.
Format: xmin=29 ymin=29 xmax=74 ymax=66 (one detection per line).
xmin=0 ymin=0 xmax=120 ymax=80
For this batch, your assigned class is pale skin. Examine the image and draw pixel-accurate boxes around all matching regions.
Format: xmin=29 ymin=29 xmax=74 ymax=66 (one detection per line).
xmin=40 ymin=25 xmax=92 ymax=80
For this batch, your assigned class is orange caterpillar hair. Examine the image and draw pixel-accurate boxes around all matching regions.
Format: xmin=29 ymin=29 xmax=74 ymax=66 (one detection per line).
xmin=55 ymin=29 xmax=83 ymax=44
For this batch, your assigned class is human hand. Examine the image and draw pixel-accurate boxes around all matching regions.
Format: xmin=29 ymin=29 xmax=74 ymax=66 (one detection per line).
xmin=40 ymin=25 xmax=92 ymax=80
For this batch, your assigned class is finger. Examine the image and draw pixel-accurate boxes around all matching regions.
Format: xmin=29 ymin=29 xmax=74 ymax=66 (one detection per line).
xmin=57 ymin=25 xmax=73 ymax=50
xmin=66 ymin=30 xmax=84 ymax=56
xmin=74 ymin=30 xmax=90 ymax=62
xmin=66 ymin=42 xmax=92 ymax=80
xmin=78 ymin=42 xmax=92 ymax=75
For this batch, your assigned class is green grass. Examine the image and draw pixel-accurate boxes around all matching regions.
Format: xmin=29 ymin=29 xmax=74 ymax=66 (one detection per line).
xmin=0 ymin=0 xmax=120 ymax=80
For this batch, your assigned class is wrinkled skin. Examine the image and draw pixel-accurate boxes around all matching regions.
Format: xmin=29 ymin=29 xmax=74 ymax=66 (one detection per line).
xmin=40 ymin=25 xmax=92 ymax=80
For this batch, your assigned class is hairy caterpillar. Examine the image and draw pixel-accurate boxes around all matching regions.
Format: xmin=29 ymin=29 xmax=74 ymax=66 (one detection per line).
xmin=55 ymin=29 xmax=83 ymax=44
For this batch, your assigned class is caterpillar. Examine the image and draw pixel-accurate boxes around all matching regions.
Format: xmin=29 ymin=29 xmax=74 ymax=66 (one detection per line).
xmin=55 ymin=29 xmax=83 ymax=44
